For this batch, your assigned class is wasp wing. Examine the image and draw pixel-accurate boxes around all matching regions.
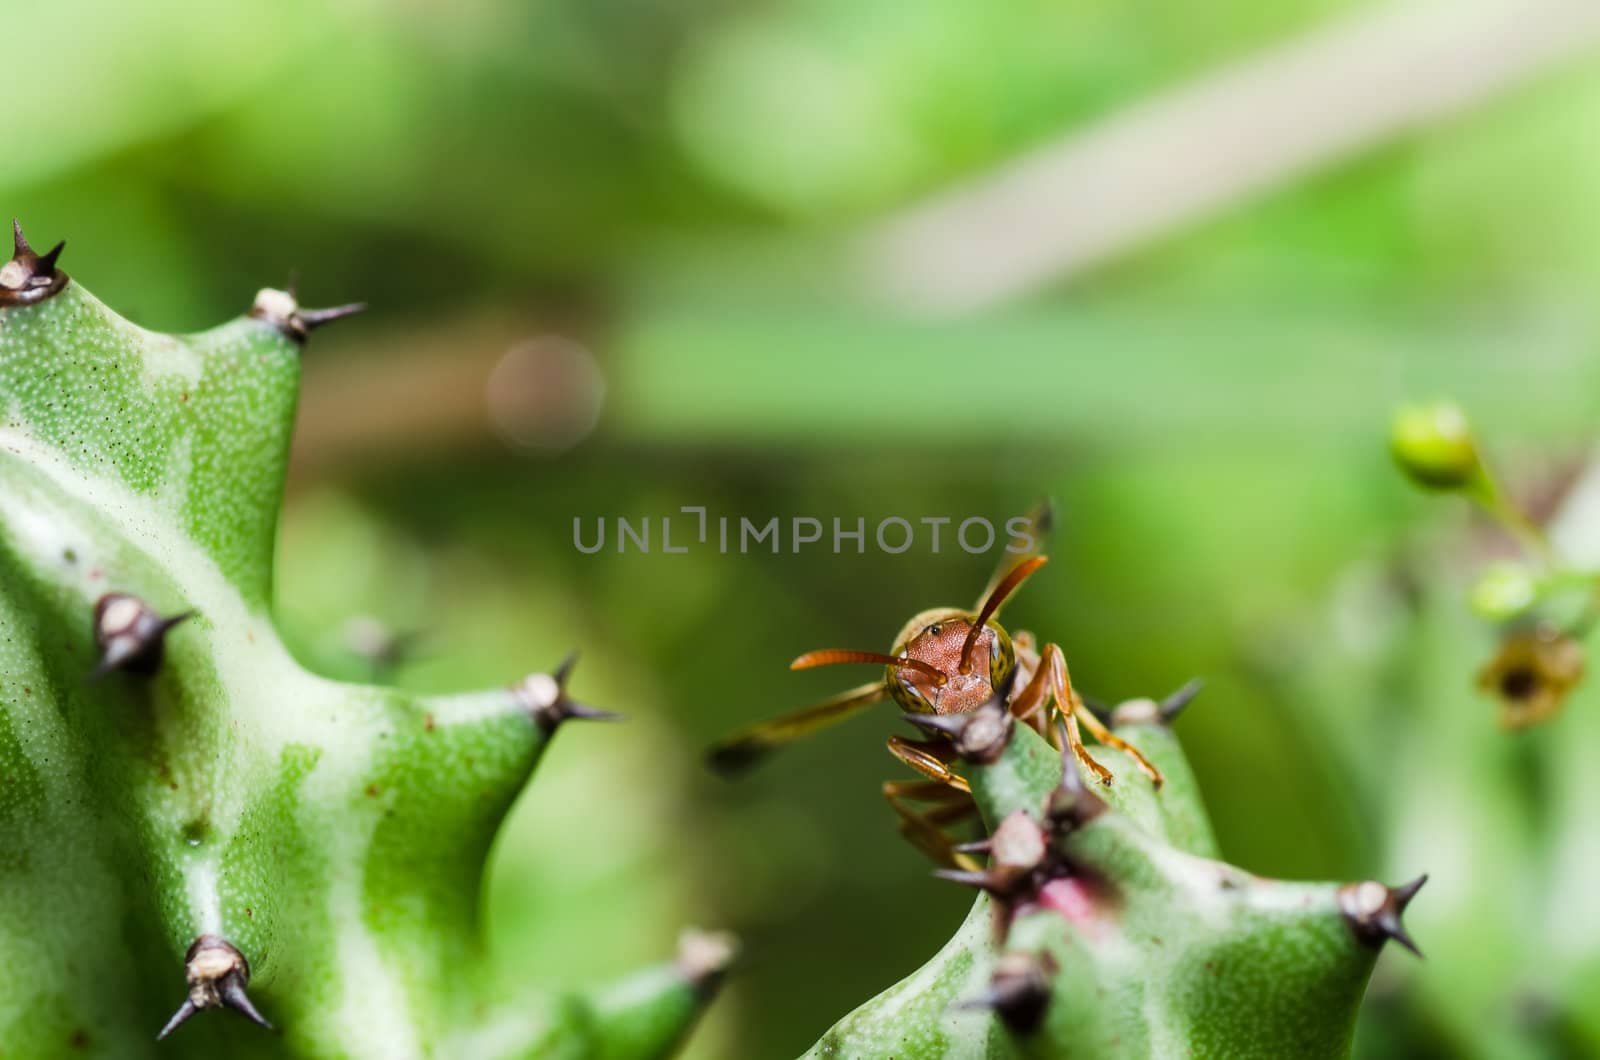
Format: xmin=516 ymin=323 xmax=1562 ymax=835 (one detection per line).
xmin=707 ymin=681 xmax=886 ymax=776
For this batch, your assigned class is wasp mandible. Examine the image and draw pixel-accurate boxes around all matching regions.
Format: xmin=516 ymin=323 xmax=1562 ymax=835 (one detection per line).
xmin=708 ymin=506 xmax=1163 ymax=869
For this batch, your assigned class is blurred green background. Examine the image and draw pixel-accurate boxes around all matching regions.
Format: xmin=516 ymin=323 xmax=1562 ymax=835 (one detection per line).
xmin=12 ymin=1 xmax=1600 ymax=1056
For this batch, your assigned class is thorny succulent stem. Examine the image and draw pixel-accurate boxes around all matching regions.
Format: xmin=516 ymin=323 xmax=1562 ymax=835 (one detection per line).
xmin=0 ymin=227 xmax=725 ymax=1058
xmin=807 ymin=703 xmax=1427 ymax=1058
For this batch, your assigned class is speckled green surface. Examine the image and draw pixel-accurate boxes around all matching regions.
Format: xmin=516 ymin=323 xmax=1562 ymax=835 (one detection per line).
xmin=804 ymin=719 xmax=1399 ymax=1060
xmin=0 ymin=275 xmax=719 ymax=1058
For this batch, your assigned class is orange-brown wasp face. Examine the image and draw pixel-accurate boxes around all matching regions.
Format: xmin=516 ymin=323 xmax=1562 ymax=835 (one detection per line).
xmin=887 ymin=609 xmax=1016 ymax=716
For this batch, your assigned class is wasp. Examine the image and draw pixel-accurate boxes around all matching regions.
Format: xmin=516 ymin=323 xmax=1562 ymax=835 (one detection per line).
xmin=709 ymin=506 xmax=1162 ymax=869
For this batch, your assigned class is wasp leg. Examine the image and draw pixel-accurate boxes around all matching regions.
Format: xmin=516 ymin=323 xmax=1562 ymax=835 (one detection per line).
xmin=1062 ymin=708 xmax=1112 ymax=786
xmin=1039 ymin=644 xmax=1114 ymax=785
xmin=886 ymin=735 xmax=972 ymax=793
xmin=883 ymin=778 xmax=981 ymax=871
xmin=1006 ymin=649 xmax=1058 ymax=743
xmin=1070 ymin=691 xmax=1165 ymax=788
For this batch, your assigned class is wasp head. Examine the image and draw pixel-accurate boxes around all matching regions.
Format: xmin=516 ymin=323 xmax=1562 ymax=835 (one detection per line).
xmin=885 ymin=608 xmax=1016 ymax=715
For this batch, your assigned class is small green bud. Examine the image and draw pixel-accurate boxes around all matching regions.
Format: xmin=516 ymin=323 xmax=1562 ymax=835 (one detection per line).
xmin=1470 ymin=563 xmax=1539 ymax=621
xmin=1390 ymin=401 xmax=1483 ymax=491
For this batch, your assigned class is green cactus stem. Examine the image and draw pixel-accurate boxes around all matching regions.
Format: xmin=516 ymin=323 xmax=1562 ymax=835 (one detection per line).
xmin=0 ymin=222 xmax=730 ymax=1059
xmin=806 ymin=692 xmax=1424 ymax=1059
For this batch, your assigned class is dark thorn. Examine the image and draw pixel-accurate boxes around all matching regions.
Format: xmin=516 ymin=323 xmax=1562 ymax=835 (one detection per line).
xmin=156 ymin=999 xmax=199 ymax=1041
xmin=1339 ymin=874 xmax=1428 ymax=957
xmin=1159 ymin=678 xmax=1205 ymax=723
xmin=1392 ymin=873 xmax=1428 ymax=908
xmin=957 ymin=952 xmax=1056 ymax=1034
xmin=901 ymin=712 xmax=966 ymax=738
xmin=36 ymin=240 xmax=64 ymax=274
xmin=219 ymin=975 xmax=274 ymax=1031
xmin=561 ymin=700 xmax=624 ymax=724
xmin=162 ymin=936 xmax=272 ymax=1039
xmin=515 ymin=669 xmax=624 ymax=733
xmin=1384 ymin=921 xmax=1423 ymax=958
xmin=553 ymin=649 xmax=580 ymax=689
xmin=2 ymin=220 xmax=70 ymax=306
xmin=249 ymin=288 xmax=365 ymax=342
xmin=1046 ymin=719 xmax=1108 ymax=829
xmin=933 ymin=868 xmax=998 ymax=891
xmin=296 ymin=302 xmax=367 ymax=334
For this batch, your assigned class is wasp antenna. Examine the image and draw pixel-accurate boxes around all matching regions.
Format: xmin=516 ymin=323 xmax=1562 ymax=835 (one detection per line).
xmin=960 ymin=556 xmax=1049 ymax=673
xmin=792 ymin=649 xmax=946 ymax=686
